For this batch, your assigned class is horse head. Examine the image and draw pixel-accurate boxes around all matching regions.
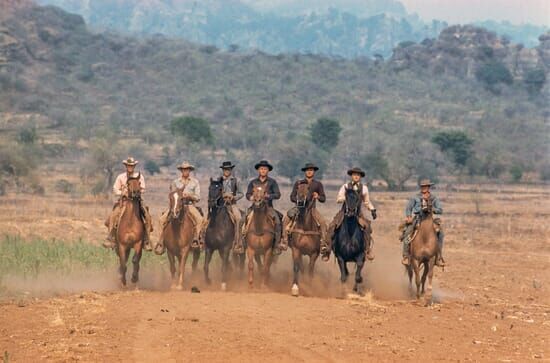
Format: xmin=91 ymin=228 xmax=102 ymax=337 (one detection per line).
xmin=344 ymin=188 xmax=361 ymax=217
xmin=252 ymin=185 xmax=267 ymax=210
xmin=168 ymin=188 xmax=185 ymax=219
xmin=296 ymin=181 xmax=310 ymax=210
xmin=126 ymin=173 xmax=142 ymax=200
xmin=208 ymin=178 xmax=224 ymax=210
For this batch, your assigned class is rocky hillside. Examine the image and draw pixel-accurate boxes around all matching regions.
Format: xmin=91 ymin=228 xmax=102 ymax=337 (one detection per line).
xmin=0 ymin=2 xmax=548 ymax=191
xmin=36 ymin=0 xmax=547 ymax=58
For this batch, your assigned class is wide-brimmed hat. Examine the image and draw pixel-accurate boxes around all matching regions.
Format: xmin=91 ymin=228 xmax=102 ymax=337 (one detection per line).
xmin=419 ymin=179 xmax=435 ymax=187
xmin=347 ymin=167 xmax=365 ymax=177
xmin=254 ymin=160 xmax=273 ymax=171
xmin=122 ymin=157 xmax=139 ymax=166
xmin=177 ymin=161 xmax=195 ymax=171
xmin=301 ymin=162 xmax=319 ymax=172
xmin=220 ymin=161 xmax=236 ymax=169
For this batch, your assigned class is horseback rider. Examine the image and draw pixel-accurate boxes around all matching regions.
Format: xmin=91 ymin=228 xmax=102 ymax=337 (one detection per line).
xmin=241 ymin=160 xmax=284 ymax=255
xmin=103 ymin=157 xmax=154 ymax=251
xmin=401 ymin=179 xmax=445 ymax=267
xmin=155 ymin=161 xmax=203 ymax=255
xmin=326 ymin=167 xmax=377 ymax=261
xmin=206 ymin=161 xmax=244 ymax=253
xmin=282 ymin=162 xmax=327 ymax=251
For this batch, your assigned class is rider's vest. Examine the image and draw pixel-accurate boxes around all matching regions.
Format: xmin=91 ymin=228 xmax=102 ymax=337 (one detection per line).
xmin=346 ymin=181 xmax=363 ymax=196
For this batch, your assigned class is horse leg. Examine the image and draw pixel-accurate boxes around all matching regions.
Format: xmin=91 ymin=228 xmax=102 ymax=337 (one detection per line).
xmin=220 ymin=246 xmax=231 ymax=291
xmin=254 ymin=253 xmax=263 ymax=273
xmin=167 ymin=251 xmax=177 ymax=289
xmin=291 ymin=247 xmax=301 ymax=296
xmin=421 ymin=260 xmax=429 ymax=295
xmin=117 ymin=244 xmax=129 ymax=287
xmin=354 ymin=257 xmax=365 ymax=294
xmin=177 ymin=247 xmax=191 ymax=290
xmin=407 ymin=264 xmax=414 ymax=297
xmin=191 ymin=248 xmax=200 ymax=274
xmin=308 ymin=253 xmax=319 ymax=279
xmin=337 ymin=256 xmax=347 ymax=283
xmin=131 ymin=243 xmax=143 ymax=285
xmin=426 ymin=258 xmax=436 ymax=304
xmin=262 ymin=249 xmax=273 ymax=287
xmin=247 ymin=246 xmax=255 ymax=288
xmin=412 ymin=259 xmax=421 ymax=299
xmin=204 ymin=247 xmax=213 ymax=285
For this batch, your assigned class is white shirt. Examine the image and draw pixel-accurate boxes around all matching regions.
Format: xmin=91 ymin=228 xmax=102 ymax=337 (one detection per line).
xmin=113 ymin=172 xmax=145 ymax=197
xmin=336 ymin=183 xmax=375 ymax=211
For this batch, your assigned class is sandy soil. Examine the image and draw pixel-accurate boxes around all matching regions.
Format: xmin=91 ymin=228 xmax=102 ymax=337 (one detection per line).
xmin=1 ymin=182 xmax=549 ymax=362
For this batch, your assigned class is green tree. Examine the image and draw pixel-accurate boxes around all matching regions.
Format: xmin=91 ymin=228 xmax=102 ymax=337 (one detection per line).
xmin=524 ymin=69 xmax=546 ymax=95
xmin=17 ymin=127 xmax=38 ymax=144
xmin=144 ymin=160 xmax=161 ymax=175
xmin=509 ymin=164 xmax=523 ymax=182
xmin=310 ymin=117 xmax=342 ymax=151
xmin=432 ymin=131 xmax=474 ymax=168
xmin=170 ymin=116 xmax=213 ymax=144
xmin=475 ymin=61 xmax=513 ymax=91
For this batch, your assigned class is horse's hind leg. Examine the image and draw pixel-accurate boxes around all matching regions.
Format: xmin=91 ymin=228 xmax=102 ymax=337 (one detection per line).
xmin=254 ymin=253 xmax=263 ymax=272
xmin=291 ymin=247 xmax=301 ymax=296
xmin=131 ymin=243 xmax=143 ymax=285
xmin=262 ymin=249 xmax=273 ymax=287
xmin=117 ymin=244 xmax=129 ymax=287
xmin=191 ymin=248 xmax=201 ymax=274
xmin=308 ymin=253 xmax=319 ymax=279
xmin=204 ymin=247 xmax=213 ymax=285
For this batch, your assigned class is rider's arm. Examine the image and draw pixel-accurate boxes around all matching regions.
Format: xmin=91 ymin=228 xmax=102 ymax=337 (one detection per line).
xmin=336 ymin=184 xmax=346 ymax=203
xmin=432 ymin=197 xmax=443 ymax=214
xmin=290 ymin=181 xmax=298 ymax=203
xmin=405 ymin=198 xmax=417 ymax=217
xmin=362 ymin=185 xmax=375 ymax=211
xmin=190 ymin=179 xmax=201 ymax=202
xmin=316 ymin=181 xmax=326 ymax=203
xmin=139 ymin=173 xmax=146 ymax=194
xmin=234 ymin=179 xmax=244 ymax=201
xmin=113 ymin=174 xmax=124 ymax=197
xmin=269 ymin=180 xmax=281 ymax=200
xmin=245 ymin=181 xmax=254 ymax=201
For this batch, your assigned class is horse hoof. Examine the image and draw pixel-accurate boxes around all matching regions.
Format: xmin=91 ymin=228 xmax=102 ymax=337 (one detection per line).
xmin=291 ymin=284 xmax=299 ymax=297
xmin=176 ymin=285 xmax=183 ymax=291
xmin=221 ymin=282 xmax=227 ymax=291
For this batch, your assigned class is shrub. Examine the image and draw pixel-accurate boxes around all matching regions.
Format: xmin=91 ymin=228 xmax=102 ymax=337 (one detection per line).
xmin=524 ymin=69 xmax=546 ymax=95
xmin=17 ymin=127 xmax=38 ymax=144
xmin=432 ymin=131 xmax=474 ymax=168
xmin=170 ymin=116 xmax=213 ymax=144
xmin=475 ymin=61 xmax=513 ymax=90
xmin=144 ymin=160 xmax=161 ymax=175
xmin=509 ymin=165 xmax=523 ymax=182
xmin=310 ymin=117 xmax=342 ymax=151
xmin=55 ymin=179 xmax=75 ymax=194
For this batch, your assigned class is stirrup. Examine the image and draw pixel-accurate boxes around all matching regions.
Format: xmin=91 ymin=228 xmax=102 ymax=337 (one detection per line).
xmin=401 ymin=256 xmax=410 ymax=265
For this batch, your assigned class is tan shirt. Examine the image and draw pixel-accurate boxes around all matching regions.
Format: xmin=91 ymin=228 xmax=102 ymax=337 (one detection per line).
xmin=170 ymin=177 xmax=201 ymax=202
xmin=113 ymin=172 xmax=145 ymax=197
xmin=336 ymin=183 xmax=375 ymax=211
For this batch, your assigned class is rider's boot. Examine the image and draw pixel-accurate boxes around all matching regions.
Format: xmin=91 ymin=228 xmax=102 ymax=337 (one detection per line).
xmin=154 ymin=241 xmax=165 ymax=255
xmin=401 ymin=238 xmax=410 ymax=265
xmin=272 ymin=221 xmax=283 ymax=255
xmin=364 ymin=230 xmax=375 ymax=261
xmin=103 ymin=229 xmax=116 ymax=249
xmin=321 ymin=227 xmax=334 ymax=261
xmin=143 ymin=231 xmax=153 ymax=251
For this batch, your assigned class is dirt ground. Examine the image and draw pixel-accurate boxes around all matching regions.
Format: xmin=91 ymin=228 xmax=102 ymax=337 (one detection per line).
xmin=1 ymin=180 xmax=549 ymax=362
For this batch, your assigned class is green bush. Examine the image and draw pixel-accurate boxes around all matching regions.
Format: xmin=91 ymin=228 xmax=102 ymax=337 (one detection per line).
xmin=17 ymin=127 xmax=38 ymax=144
xmin=509 ymin=165 xmax=523 ymax=182
xmin=55 ymin=179 xmax=75 ymax=193
xmin=310 ymin=117 xmax=342 ymax=151
xmin=524 ymin=69 xmax=546 ymax=95
xmin=432 ymin=131 xmax=474 ymax=167
xmin=144 ymin=160 xmax=161 ymax=175
xmin=170 ymin=116 xmax=213 ymax=144
xmin=475 ymin=61 xmax=513 ymax=89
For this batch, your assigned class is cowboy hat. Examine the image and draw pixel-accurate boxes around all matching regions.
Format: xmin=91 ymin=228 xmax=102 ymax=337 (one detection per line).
xmin=220 ymin=161 xmax=236 ymax=169
xmin=301 ymin=162 xmax=319 ymax=172
xmin=122 ymin=157 xmax=139 ymax=166
xmin=419 ymin=179 xmax=435 ymax=187
xmin=347 ymin=167 xmax=365 ymax=177
xmin=177 ymin=161 xmax=195 ymax=171
xmin=254 ymin=160 xmax=273 ymax=171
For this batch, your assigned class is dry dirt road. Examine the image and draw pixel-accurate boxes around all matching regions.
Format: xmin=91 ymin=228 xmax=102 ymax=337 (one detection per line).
xmin=1 ymin=244 xmax=549 ymax=363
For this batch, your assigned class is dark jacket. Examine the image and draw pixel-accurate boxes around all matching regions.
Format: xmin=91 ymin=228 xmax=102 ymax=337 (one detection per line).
xmin=290 ymin=179 xmax=326 ymax=206
xmin=246 ymin=176 xmax=281 ymax=207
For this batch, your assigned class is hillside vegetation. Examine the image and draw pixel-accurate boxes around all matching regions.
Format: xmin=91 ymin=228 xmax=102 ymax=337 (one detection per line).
xmin=0 ymin=2 xmax=548 ymax=194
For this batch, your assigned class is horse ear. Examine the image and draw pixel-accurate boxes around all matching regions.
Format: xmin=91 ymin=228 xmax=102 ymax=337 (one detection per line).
xmin=210 ymin=177 xmax=213 ymax=182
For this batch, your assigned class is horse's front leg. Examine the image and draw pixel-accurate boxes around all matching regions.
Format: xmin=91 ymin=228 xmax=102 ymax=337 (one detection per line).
xmin=177 ymin=246 xmax=191 ymax=290
xmin=220 ymin=246 xmax=231 ymax=291
xmin=353 ymin=256 xmax=365 ymax=294
xmin=191 ymin=248 xmax=201 ymax=273
xmin=203 ymin=247 xmax=213 ymax=285
xmin=131 ymin=243 xmax=143 ymax=285
xmin=337 ymin=256 xmax=347 ymax=283
xmin=167 ymin=251 xmax=177 ymax=289
xmin=308 ymin=252 xmax=319 ymax=279
xmin=247 ymin=246 xmax=255 ymax=288
xmin=262 ymin=248 xmax=273 ymax=287
xmin=117 ymin=244 xmax=129 ymax=287
xmin=412 ymin=259 xmax=421 ymax=299
xmin=291 ymin=247 xmax=300 ymax=296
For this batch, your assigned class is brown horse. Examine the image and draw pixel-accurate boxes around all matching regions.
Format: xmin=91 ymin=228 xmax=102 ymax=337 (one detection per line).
xmin=406 ymin=212 xmax=439 ymax=302
xmin=116 ymin=174 xmax=145 ymax=287
xmin=289 ymin=182 xmax=321 ymax=296
xmin=161 ymin=189 xmax=201 ymax=290
xmin=245 ymin=186 xmax=275 ymax=287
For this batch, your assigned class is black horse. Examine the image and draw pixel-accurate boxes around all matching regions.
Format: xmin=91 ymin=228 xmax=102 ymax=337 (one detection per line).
xmin=204 ymin=178 xmax=238 ymax=290
xmin=333 ymin=188 xmax=366 ymax=294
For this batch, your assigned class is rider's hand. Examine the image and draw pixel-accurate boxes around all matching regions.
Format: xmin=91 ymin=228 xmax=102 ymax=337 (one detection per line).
xmin=312 ymin=192 xmax=319 ymax=200
xmin=371 ymin=209 xmax=377 ymax=220
xmin=264 ymin=194 xmax=270 ymax=200
xmin=406 ymin=215 xmax=413 ymax=224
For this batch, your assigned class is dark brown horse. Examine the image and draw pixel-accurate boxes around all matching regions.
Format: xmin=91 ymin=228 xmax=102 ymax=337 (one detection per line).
xmin=116 ymin=174 xmax=145 ymax=287
xmin=289 ymin=182 xmax=321 ymax=296
xmin=406 ymin=212 xmax=438 ymax=302
xmin=161 ymin=189 xmax=200 ymax=290
xmin=245 ymin=186 xmax=275 ymax=287
xmin=204 ymin=178 xmax=236 ymax=290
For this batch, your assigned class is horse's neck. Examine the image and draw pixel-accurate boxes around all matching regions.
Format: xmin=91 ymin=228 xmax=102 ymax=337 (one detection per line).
xmin=121 ymin=199 xmax=141 ymax=224
xmin=297 ymin=207 xmax=315 ymax=231
xmin=253 ymin=205 xmax=268 ymax=233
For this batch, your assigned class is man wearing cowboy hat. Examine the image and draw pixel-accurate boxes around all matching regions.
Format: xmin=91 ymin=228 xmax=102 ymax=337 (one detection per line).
xmin=282 ymin=162 xmax=327 ymax=251
xmin=326 ymin=167 xmax=377 ymax=261
xmin=242 ymin=160 xmax=284 ymax=254
xmin=204 ymin=161 xmax=244 ymax=253
xmin=401 ymin=179 xmax=445 ymax=267
xmin=155 ymin=161 xmax=203 ymax=254
xmin=103 ymin=157 xmax=154 ymax=251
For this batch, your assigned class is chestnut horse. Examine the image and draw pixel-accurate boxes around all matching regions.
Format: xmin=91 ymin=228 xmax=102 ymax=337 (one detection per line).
xmin=244 ymin=186 xmax=275 ymax=287
xmin=161 ymin=189 xmax=200 ymax=290
xmin=289 ymin=182 xmax=321 ymax=297
xmin=204 ymin=178 xmax=236 ymax=290
xmin=115 ymin=174 xmax=145 ymax=287
xmin=406 ymin=212 xmax=438 ymax=302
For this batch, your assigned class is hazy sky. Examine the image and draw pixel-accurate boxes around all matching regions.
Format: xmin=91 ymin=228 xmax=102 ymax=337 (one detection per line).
xmin=244 ymin=0 xmax=549 ymax=26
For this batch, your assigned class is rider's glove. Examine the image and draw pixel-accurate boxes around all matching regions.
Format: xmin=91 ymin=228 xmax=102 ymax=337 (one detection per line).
xmin=371 ymin=209 xmax=377 ymax=220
